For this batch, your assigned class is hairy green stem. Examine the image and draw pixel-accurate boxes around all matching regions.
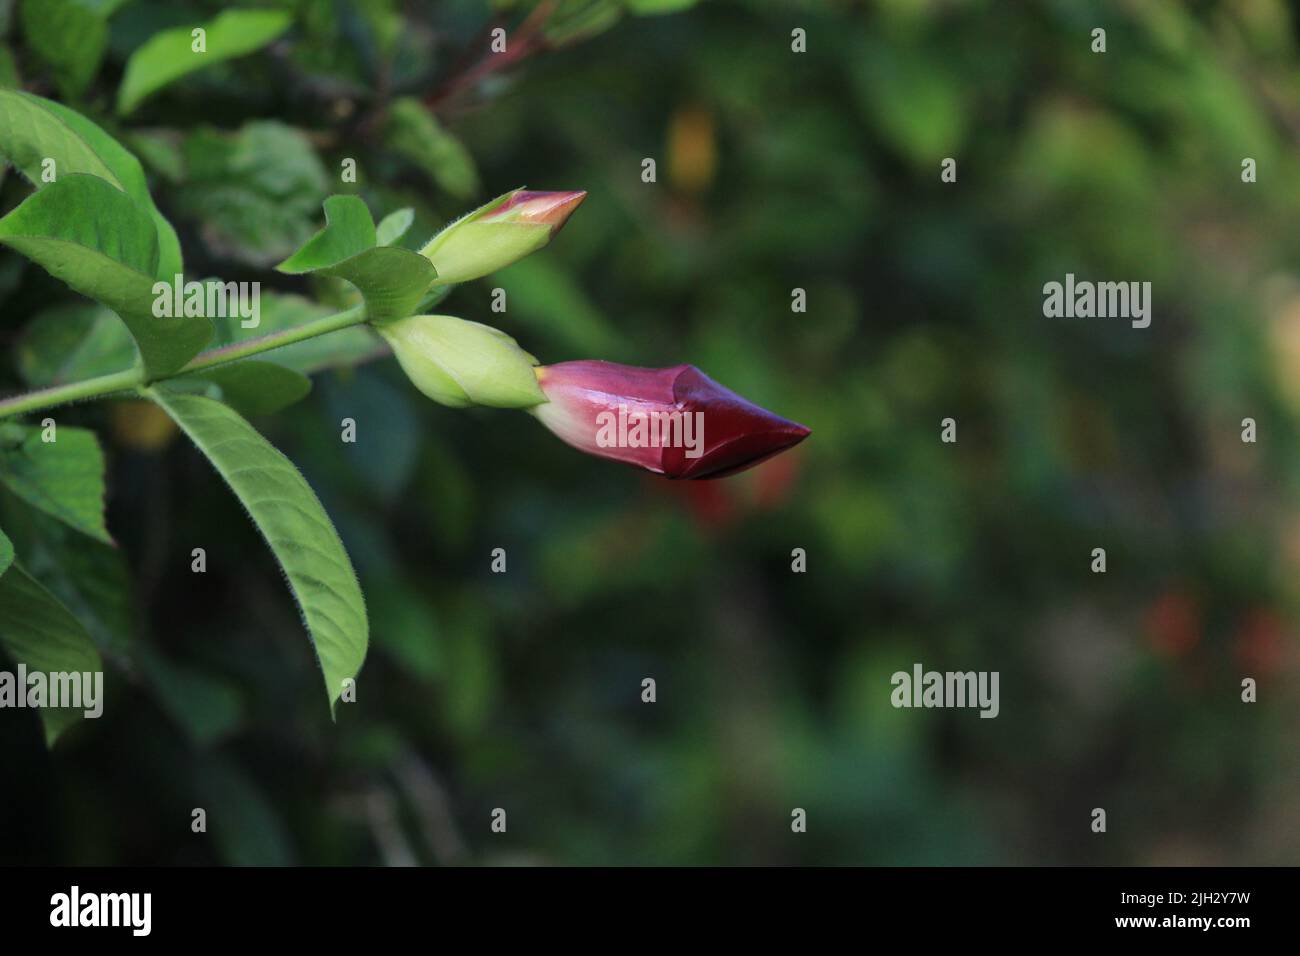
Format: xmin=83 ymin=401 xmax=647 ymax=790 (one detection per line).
xmin=0 ymin=367 xmax=143 ymax=419
xmin=181 ymin=303 xmax=366 ymax=373
xmin=0 ymin=303 xmax=369 ymax=420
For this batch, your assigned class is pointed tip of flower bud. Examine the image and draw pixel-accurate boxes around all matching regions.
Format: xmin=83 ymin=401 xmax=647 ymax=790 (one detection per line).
xmin=486 ymin=189 xmax=587 ymax=234
xmin=420 ymin=189 xmax=588 ymax=285
xmin=667 ymin=365 xmax=810 ymax=479
xmin=532 ymin=360 xmax=810 ymax=480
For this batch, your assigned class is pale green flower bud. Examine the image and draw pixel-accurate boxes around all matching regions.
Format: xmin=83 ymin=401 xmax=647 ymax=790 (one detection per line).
xmin=419 ymin=189 xmax=586 ymax=285
xmin=376 ymin=315 xmax=545 ymax=409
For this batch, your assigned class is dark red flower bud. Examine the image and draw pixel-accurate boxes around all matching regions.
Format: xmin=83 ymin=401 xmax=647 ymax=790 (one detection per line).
xmin=531 ymin=361 xmax=810 ymax=479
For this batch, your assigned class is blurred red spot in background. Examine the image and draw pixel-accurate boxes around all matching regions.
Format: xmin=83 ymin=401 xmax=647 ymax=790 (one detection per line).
xmin=649 ymin=446 xmax=807 ymax=533
xmin=1232 ymin=607 xmax=1288 ymax=678
xmin=1144 ymin=588 xmax=1200 ymax=658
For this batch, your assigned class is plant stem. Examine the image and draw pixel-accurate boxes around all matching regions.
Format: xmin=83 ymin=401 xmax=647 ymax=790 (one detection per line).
xmin=0 ymin=368 xmax=142 ymax=419
xmin=181 ymin=303 xmax=366 ymax=374
xmin=0 ymin=303 xmax=369 ymax=420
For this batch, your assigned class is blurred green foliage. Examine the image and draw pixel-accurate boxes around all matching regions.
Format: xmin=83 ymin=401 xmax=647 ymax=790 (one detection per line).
xmin=1 ymin=0 xmax=1298 ymax=865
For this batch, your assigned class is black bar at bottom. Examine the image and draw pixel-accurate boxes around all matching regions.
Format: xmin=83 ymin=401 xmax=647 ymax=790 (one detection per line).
xmin=3 ymin=865 xmax=1286 ymax=941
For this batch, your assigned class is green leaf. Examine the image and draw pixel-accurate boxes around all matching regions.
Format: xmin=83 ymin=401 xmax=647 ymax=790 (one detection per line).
xmin=0 ymin=174 xmax=211 ymax=376
xmin=545 ymin=0 xmax=622 ymax=43
xmin=191 ymin=754 xmax=292 ymax=865
xmin=3 ymin=171 xmax=157 ymax=271
xmin=625 ymin=0 xmax=698 ymax=13
xmin=124 ymin=129 xmax=185 ymax=184
xmin=276 ymin=195 xmax=376 ymax=269
xmin=0 ymin=90 xmax=184 ymax=280
xmin=277 ymin=196 xmax=436 ymax=321
xmin=0 ymin=422 xmax=111 ymax=544
xmin=318 ymin=370 xmax=420 ymax=503
xmin=136 ymin=648 xmax=242 ymax=745
xmin=0 ymin=525 xmax=12 ymax=577
xmin=172 ymin=121 xmax=328 ymax=268
xmin=117 ymin=8 xmax=294 ymax=116
xmin=386 ymin=97 xmax=479 ymax=200
xmin=0 ymin=90 xmax=113 ymax=180
xmin=15 ymin=508 xmax=134 ymax=657
xmin=317 ymin=247 xmax=437 ymax=322
xmin=178 ymin=360 xmax=313 ymax=417
xmin=16 ymin=302 xmax=136 ymax=387
xmin=39 ymin=100 xmax=185 ymax=281
xmin=20 ymin=0 xmax=108 ymax=99
xmin=376 ymin=207 xmax=415 ymax=247
xmin=368 ymin=576 xmax=441 ymax=682
xmin=850 ymin=39 xmax=966 ymax=165
xmin=0 ymin=562 xmax=103 ymax=746
xmin=150 ymin=389 xmax=367 ymax=713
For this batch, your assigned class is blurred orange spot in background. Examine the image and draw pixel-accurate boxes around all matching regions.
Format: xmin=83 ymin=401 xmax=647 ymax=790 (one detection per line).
xmin=109 ymin=400 xmax=177 ymax=451
xmin=668 ymin=104 xmax=716 ymax=195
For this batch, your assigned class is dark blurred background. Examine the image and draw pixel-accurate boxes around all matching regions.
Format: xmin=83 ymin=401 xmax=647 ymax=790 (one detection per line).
xmin=1 ymin=0 xmax=1298 ymax=865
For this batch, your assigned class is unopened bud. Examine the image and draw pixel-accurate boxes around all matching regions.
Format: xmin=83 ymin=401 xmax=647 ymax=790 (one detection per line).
xmin=420 ymin=189 xmax=587 ymax=285
xmin=532 ymin=361 xmax=810 ymax=479
xmin=377 ymin=315 xmax=544 ymax=408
